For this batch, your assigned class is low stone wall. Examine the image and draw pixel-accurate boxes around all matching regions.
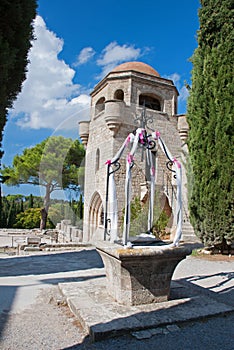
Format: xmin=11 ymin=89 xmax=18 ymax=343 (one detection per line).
xmin=0 ymin=228 xmax=46 ymax=248
xmin=56 ymin=220 xmax=83 ymax=243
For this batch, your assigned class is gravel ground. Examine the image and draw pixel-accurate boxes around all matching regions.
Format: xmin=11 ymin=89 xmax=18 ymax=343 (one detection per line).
xmin=1 ymin=289 xmax=233 ymax=350
xmin=0 ymin=296 xmax=234 ymax=350
xmin=0 ymin=286 xmax=87 ymax=350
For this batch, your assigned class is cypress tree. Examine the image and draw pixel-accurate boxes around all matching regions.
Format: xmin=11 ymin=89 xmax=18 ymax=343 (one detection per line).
xmin=78 ymin=194 xmax=83 ymax=220
xmin=187 ymin=0 xmax=234 ymax=248
xmin=28 ymin=194 xmax=34 ymax=208
xmin=0 ymin=0 xmax=37 ymax=225
xmin=7 ymin=200 xmax=16 ymax=228
xmin=1 ymin=197 xmax=9 ymax=227
xmin=20 ymin=198 xmax=24 ymax=212
xmin=0 ymin=0 xmax=37 ymax=158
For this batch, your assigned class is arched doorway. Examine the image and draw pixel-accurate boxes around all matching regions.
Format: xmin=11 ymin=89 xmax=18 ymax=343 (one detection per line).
xmin=88 ymin=191 xmax=104 ymax=240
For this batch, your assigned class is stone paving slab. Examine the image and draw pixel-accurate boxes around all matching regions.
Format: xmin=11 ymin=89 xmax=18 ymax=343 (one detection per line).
xmin=59 ymin=271 xmax=234 ymax=342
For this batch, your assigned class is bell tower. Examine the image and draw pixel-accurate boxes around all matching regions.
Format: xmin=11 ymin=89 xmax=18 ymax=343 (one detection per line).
xmin=79 ymin=61 xmax=193 ymax=242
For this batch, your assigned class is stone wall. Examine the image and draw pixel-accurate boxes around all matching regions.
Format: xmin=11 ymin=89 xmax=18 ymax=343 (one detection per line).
xmin=56 ymin=220 xmax=83 ymax=243
xmin=80 ymin=64 xmax=195 ymax=242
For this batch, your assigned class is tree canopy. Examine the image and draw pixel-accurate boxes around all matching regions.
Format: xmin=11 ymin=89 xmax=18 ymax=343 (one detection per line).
xmin=0 ymin=194 xmax=83 ymax=229
xmin=1 ymin=136 xmax=85 ymax=229
xmin=0 ymin=0 xmax=37 ymax=159
xmin=187 ymin=0 xmax=234 ymax=247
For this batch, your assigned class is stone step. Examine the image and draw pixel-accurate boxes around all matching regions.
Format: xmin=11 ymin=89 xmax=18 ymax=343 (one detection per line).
xmin=181 ymin=233 xmax=200 ymax=243
xmin=183 ymin=229 xmax=196 ymax=236
xmin=59 ymin=271 xmax=234 ymax=342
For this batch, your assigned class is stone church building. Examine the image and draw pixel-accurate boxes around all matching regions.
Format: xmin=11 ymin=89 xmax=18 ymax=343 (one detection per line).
xmin=79 ymin=61 xmax=195 ymax=243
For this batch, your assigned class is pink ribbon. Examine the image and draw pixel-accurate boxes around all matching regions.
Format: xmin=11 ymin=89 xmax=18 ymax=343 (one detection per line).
xmin=105 ymin=159 xmax=111 ymax=165
xmin=173 ymin=158 xmax=181 ymax=169
xmin=152 ymin=131 xmax=160 ymax=140
xmin=139 ymin=132 xmax=144 ymax=144
xmin=127 ymin=153 xmax=134 ymax=164
xmin=124 ymin=134 xmax=131 ymax=147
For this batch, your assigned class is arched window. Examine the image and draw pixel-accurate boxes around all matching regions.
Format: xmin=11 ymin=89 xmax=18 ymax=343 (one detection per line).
xmin=139 ymin=94 xmax=161 ymax=111
xmin=174 ymin=101 xmax=177 ymax=115
xmin=95 ymin=148 xmax=100 ymax=172
xmin=114 ymin=89 xmax=124 ymax=101
xmin=95 ymin=97 xmax=105 ymax=115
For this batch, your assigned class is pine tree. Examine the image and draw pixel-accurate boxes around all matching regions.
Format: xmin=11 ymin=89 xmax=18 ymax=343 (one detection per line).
xmin=1 ymin=136 xmax=85 ymax=229
xmin=187 ymin=0 xmax=234 ymax=248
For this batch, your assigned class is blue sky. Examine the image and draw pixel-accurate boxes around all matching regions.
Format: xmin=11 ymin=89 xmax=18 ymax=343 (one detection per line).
xmin=2 ymin=0 xmax=200 ymax=198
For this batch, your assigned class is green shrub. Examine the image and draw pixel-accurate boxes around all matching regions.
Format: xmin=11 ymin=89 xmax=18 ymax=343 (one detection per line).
xmin=14 ymin=208 xmax=54 ymax=229
xmin=122 ymin=196 xmax=169 ymax=237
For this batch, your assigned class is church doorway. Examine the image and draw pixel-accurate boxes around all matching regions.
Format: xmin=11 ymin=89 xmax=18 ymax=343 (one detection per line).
xmin=88 ymin=191 xmax=104 ymax=240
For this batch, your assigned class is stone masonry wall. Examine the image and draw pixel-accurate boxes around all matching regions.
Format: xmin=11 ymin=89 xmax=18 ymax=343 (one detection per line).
xmin=81 ymin=66 xmax=192 ymax=242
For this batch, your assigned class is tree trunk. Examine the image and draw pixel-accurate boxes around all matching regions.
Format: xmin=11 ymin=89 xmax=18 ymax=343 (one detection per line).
xmin=40 ymin=185 xmax=51 ymax=230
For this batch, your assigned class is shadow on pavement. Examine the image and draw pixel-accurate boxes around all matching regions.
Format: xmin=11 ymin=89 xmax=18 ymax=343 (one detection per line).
xmin=0 ymin=249 xmax=103 ymax=339
xmin=0 ymin=249 xmax=104 ymax=277
xmin=60 ymin=270 xmax=234 ymax=349
xmin=178 ymin=271 xmax=234 ymax=307
xmin=0 ymin=250 xmax=233 ymax=349
xmin=0 ymin=286 xmax=18 ymax=339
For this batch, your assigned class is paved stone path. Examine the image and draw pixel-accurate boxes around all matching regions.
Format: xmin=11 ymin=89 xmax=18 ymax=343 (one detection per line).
xmin=58 ymin=251 xmax=234 ymax=341
xmin=0 ymin=248 xmax=233 ymax=349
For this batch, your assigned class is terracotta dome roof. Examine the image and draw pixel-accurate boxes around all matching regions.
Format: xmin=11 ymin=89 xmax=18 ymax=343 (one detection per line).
xmin=111 ymin=61 xmax=160 ymax=77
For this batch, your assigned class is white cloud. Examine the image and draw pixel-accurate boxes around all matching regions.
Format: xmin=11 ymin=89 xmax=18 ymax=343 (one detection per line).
xmin=9 ymin=18 xmax=150 ymax=131
xmin=164 ymin=72 xmax=189 ymax=100
xmin=10 ymin=15 xmax=90 ymax=130
xmin=163 ymin=72 xmax=190 ymax=112
xmin=178 ymin=85 xmax=189 ymax=102
xmin=74 ymin=47 xmax=95 ymax=66
xmin=70 ymin=94 xmax=90 ymax=105
xmin=164 ymin=73 xmax=181 ymax=84
xmin=96 ymin=41 xmax=142 ymax=78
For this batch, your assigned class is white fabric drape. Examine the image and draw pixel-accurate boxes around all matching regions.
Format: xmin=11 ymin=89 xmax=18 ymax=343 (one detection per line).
xmin=123 ymin=129 xmax=142 ymax=245
xmin=105 ymin=133 xmax=135 ymax=242
xmin=146 ymin=148 xmax=155 ymax=233
xmin=105 ymin=129 xmax=183 ymax=247
xmin=153 ymin=132 xmax=182 ymax=246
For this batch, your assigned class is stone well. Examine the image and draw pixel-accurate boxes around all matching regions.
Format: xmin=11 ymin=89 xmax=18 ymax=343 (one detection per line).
xmin=96 ymin=241 xmax=192 ymax=306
